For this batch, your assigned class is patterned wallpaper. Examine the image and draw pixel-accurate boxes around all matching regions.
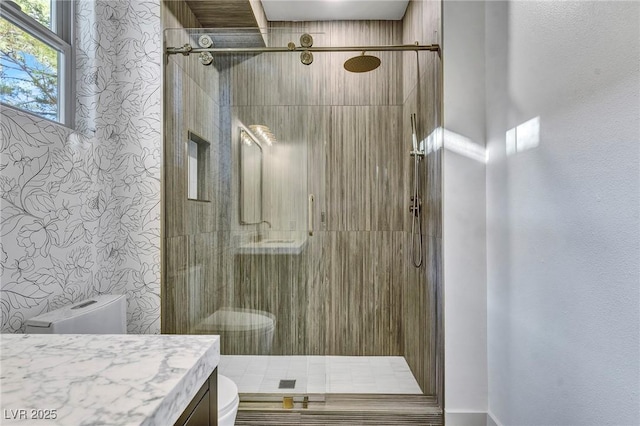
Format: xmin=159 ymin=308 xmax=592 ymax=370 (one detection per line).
xmin=0 ymin=0 xmax=162 ymax=333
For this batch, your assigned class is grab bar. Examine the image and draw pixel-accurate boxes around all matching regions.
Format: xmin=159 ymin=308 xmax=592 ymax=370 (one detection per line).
xmin=308 ymin=194 xmax=314 ymax=236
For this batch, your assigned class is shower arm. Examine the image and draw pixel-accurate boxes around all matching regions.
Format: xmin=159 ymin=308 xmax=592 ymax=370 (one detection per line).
xmin=165 ymin=43 xmax=440 ymax=56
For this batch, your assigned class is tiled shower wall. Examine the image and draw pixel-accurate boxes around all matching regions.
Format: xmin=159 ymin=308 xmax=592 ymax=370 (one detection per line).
xmin=401 ymin=0 xmax=443 ymax=397
xmin=0 ymin=0 xmax=162 ymax=334
xmin=226 ymin=20 xmax=410 ymax=359
xmin=228 ymin=6 xmax=442 ymax=394
xmin=162 ymin=0 xmax=442 ymax=394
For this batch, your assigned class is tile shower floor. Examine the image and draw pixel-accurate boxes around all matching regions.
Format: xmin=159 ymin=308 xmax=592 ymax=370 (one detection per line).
xmin=219 ymin=355 xmax=423 ymax=394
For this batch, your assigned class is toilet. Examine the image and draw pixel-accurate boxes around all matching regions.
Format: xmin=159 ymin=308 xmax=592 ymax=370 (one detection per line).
xmin=218 ymin=374 xmax=240 ymax=426
xmin=24 ymin=294 xmax=127 ymax=334
xmin=25 ymin=294 xmax=240 ymax=425
xmin=195 ymin=307 xmax=275 ymax=355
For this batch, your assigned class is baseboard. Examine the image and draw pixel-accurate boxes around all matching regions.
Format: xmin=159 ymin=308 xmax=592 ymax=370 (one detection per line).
xmin=444 ymin=411 xmax=487 ymax=426
xmin=444 ymin=410 xmax=504 ymax=426
xmin=486 ymin=411 xmax=503 ymax=426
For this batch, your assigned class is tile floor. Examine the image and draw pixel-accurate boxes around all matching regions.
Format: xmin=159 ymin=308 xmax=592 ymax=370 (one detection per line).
xmin=219 ymin=355 xmax=423 ymax=394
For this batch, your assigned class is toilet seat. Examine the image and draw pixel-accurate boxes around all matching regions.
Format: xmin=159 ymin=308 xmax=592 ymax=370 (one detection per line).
xmin=197 ymin=307 xmax=275 ymax=333
xmin=195 ymin=307 xmax=276 ymax=355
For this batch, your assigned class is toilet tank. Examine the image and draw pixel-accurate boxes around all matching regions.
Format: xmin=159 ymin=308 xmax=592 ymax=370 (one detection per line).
xmin=25 ymin=294 xmax=126 ymax=334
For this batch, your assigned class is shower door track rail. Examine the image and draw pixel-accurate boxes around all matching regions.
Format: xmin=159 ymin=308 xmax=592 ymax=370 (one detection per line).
xmin=165 ymin=43 xmax=440 ymax=56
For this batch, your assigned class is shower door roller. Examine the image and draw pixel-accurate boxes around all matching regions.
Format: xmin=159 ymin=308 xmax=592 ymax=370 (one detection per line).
xmin=300 ymin=50 xmax=314 ymax=65
xmin=300 ymin=33 xmax=314 ymax=48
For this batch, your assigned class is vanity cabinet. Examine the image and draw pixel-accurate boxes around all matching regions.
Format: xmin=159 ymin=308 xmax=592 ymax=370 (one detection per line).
xmin=175 ymin=368 xmax=218 ymax=426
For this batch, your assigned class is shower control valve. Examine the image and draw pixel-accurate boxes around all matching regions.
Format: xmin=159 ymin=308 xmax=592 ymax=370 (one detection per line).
xmin=409 ymin=196 xmax=422 ymax=217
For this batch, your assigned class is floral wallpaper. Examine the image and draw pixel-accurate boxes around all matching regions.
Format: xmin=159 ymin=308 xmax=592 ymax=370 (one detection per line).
xmin=0 ymin=0 xmax=162 ymax=333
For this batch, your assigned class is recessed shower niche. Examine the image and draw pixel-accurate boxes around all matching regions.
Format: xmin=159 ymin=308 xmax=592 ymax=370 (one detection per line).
xmin=187 ymin=131 xmax=211 ymax=202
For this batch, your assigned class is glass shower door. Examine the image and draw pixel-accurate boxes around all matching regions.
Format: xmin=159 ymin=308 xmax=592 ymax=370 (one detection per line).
xmin=163 ymin=23 xmax=442 ymax=401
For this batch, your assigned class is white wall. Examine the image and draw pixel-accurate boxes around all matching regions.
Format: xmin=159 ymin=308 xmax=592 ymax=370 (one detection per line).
xmin=486 ymin=1 xmax=640 ymax=425
xmin=443 ymin=0 xmax=488 ymax=423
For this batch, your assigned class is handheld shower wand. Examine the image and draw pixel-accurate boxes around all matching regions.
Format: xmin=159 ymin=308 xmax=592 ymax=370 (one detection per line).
xmin=410 ymin=112 xmax=423 ymax=268
xmin=411 ymin=114 xmax=419 ymax=153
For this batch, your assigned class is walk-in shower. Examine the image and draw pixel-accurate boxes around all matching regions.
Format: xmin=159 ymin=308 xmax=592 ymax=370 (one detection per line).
xmin=162 ymin=12 xmax=443 ymax=421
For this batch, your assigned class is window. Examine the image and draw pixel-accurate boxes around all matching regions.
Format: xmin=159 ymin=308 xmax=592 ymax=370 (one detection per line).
xmin=0 ymin=0 xmax=73 ymax=126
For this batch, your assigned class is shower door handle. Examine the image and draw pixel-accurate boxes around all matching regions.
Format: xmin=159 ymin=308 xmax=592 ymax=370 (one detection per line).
xmin=308 ymin=194 xmax=315 ymax=236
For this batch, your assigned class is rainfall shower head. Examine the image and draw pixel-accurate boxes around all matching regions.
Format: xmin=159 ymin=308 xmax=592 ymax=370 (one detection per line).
xmin=343 ymin=52 xmax=381 ymax=73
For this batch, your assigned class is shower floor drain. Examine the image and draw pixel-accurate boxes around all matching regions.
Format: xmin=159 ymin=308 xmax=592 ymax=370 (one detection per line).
xmin=279 ymin=379 xmax=296 ymax=389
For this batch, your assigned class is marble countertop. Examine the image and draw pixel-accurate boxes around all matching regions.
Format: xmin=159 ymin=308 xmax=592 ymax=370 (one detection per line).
xmin=0 ymin=334 xmax=220 ymax=426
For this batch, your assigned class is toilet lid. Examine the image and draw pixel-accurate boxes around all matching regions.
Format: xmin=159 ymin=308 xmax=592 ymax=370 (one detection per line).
xmin=198 ymin=308 xmax=275 ymax=332
xmin=218 ymin=374 xmax=239 ymax=417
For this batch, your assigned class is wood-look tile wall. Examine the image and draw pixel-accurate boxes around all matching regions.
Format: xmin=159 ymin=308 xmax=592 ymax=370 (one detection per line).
xmin=402 ymin=0 xmax=443 ymax=398
xmin=224 ymin=14 xmax=442 ymax=395
xmin=162 ymin=0 xmax=443 ymax=399
xmin=220 ymin=20 xmax=411 ymax=361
